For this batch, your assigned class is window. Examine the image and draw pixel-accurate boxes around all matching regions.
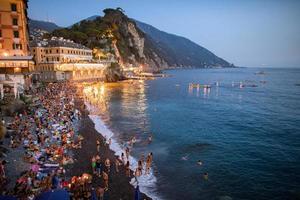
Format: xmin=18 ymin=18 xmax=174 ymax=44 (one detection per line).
xmin=45 ymin=50 xmax=48 ymax=54
xmin=11 ymin=3 xmax=17 ymax=12
xmin=12 ymin=18 xmax=18 ymax=26
xmin=13 ymin=31 xmax=19 ymax=38
xmin=56 ymin=49 xmax=59 ymax=53
xmin=13 ymin=43 xmax=22 ymax=50
xmin=50 ymin=50 xmax=52 ymax=53
xmin=0 ymin=30 xmax=2 ymax=37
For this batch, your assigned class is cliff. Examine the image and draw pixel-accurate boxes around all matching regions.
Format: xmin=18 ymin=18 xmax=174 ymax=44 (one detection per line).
xmin=33 ymin=9 xmax=233 ymax=72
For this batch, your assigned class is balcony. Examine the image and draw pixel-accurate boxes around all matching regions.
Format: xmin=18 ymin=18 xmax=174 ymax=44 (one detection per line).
xmin=13 ymin=38 xmax=20 ymax=43
xmin=12 ymin=25 xmax=19 ymax=30
xmin=10 ymin=12 xmax=19 ymax=18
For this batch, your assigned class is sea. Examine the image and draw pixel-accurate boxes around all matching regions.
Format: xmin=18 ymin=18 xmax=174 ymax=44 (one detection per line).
xmin=84 ymin=67 xmax=300 ymax=200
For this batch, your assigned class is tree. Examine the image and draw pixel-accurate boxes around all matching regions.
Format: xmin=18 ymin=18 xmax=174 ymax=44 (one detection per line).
xmin=116 ymin=7 xmax=125 ymax=13
xmin=71 ymin=31 xmax=88 ymax=44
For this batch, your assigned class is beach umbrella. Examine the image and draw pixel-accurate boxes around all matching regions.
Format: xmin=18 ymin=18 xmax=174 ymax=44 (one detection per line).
xmin=135 ymin=185 xmax=140 ymax=200
xmin=35 ymin=189 xmax=69 ymax=200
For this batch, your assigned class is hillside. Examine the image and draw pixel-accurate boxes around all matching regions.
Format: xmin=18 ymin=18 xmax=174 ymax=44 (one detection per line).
xmin=135 ymin=20 xmax=232 ymax=68
xmin=29 ymin=9 xmax=233 ymax=71
xmin=29 ymin=19 xmax=61 ymax=33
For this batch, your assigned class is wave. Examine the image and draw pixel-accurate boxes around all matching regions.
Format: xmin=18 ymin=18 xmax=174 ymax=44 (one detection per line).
xmin=85 ymin=103 xmax=162 ymax=200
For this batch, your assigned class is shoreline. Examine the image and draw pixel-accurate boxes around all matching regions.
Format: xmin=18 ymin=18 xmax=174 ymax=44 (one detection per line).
xmin=66 ymin=87 xmax=152 ymax=200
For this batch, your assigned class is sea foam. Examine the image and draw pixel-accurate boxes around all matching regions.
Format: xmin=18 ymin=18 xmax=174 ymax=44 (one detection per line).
xmin=86 ymin=103 xmax=162 ymax=200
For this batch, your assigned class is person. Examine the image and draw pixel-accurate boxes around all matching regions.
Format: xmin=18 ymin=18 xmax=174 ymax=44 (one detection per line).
xmin=145 ymin=154 xmax=151 ymax=175
xmin=104 ymin=158 xmax=111 ymax=173
xmin=102 ymin=171 xmax=109 ymax=190
xmin=96 ymin=186 xmax=105 ymax=200
xmin=96 ymin=140 xmax=101 ymax=152
xmin=125 ymin=161 xmax=130 ymax=177
xmin=197 ymin=160 xmax=203 ymax=166
xmin=121 ymin=152 xmax=126 ymax=165
xmin=140 ymin=154 xmax=145 ymax=169
xmin=135 ymin=185 xmax=140 ymax=200
xmin=115 ymin=157 xmax=120 ymax=173
xmin=95 ymin=156 xmax=102 ymax=177
xmin=131 ymin=136 xmax=137 ymax=144
xmin=91 ymin=156 xmax=96 ymax=174
xmin=148 ymin=135 xmax=152 ymax=143
xmin=138 ymin=160 xmax=143 ymax=176
xmin=203 ymin=172 xmax=208 ymax=180
xmin=0 ymin=160 xmax=6 ymax=179
xmin=134 ymin=168 xmax=141 ymax=177
xmin=51 ymin=173 xmax=60 ymax=189
xmin=149 ymin=152 xmax=153 ymax=163
xmin=125 ymin=147 xmax=130 ymax=161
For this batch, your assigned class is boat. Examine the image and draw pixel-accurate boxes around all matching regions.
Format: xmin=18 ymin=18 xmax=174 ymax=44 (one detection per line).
xmin=189 ymin=83 xmax=211 ymax=88
xmin=255 ymin=71 xmax=266 ymax=75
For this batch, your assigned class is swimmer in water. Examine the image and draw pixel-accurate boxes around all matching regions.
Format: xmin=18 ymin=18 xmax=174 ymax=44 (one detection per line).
xmin=203 ymin=172 xmax=208 ymax=180
xmin=125 ymin=147 xmax=130 ymax=160
xmin=121 ymin=152 xmax=125 ymax=165
xmin=181 ymin=154 xmax=189 ymax=161
xmin=197 ymin=160 xmax=203 ymax=166
xmin=148 ymin=135 xmax=152 ymax=143
xmin=145 ymin=155 xmax=151 ymax=175
xmin=132 ymin=136 xmax=137 ymax=144
xmin=96 ymin=140 xmax=100 ymax=152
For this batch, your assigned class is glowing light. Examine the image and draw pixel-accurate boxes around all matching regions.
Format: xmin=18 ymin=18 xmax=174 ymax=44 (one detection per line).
xmin=14 ymin=67 xmax=21 ymax=73
xmin=3 ymin=52 xmax=8 ymax=57
xmin=100 ymin=85 xmax=105 ymax=96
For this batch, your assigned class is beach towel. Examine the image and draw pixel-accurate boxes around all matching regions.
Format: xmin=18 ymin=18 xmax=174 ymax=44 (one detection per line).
xmin=31 ymin=164 xmax=40 ymax=172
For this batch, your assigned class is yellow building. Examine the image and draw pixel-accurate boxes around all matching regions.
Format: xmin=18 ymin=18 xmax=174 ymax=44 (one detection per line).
xmin=0 ymin=0 xmax=29 ymax=57
xmin=0 ymin=0 xmax=34 ymax=94
xmin=31 ymin=37 xmax=109 ymax=82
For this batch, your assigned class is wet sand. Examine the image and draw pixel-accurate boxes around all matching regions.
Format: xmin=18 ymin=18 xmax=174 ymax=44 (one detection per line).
xmin=66 ymin=94 xmax=151 ymax=200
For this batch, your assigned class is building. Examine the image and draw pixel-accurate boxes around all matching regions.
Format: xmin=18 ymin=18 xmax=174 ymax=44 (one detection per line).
xmin=31 ymin=37 xmax=110 ymax=82
xmin=0 ymin=0 xmax=34 ymax=96
xmin=0 ymin=0 xmax=30 ymax=57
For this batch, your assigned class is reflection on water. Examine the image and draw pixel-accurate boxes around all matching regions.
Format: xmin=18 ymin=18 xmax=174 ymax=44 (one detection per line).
xmin=83 ymin=83 xmax=108 ymax=115
xmin=78 ymin=68 xmax=300 ymax=200
xmin=81 ymin=81 xmax=160 ymax=199
xmin=82 ymin=80 xmax=150 ymax=137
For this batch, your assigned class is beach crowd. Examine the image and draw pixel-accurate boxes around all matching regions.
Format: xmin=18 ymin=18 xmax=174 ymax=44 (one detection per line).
xmin=0 ymin=82 xmax=153 ymax=200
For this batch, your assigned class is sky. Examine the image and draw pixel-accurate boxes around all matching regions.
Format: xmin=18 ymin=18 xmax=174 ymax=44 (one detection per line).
xmin=28 ymin=0 xmax=300 ymax=68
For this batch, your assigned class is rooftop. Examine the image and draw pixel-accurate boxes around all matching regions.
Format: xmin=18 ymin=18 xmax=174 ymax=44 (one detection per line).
xmin=30 ymin=37 xmax=91 ymax=50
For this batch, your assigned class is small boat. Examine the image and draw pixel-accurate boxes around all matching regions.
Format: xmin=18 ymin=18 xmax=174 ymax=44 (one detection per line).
xmin=189 ymin=83 xmax=211 ymax=88
xmin=255 ymin=71 xmax=266 ymax=75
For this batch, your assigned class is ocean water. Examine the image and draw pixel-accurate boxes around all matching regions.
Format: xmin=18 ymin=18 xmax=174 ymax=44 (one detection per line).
xmin=84 ymin=68 xmax=300 ymax=200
